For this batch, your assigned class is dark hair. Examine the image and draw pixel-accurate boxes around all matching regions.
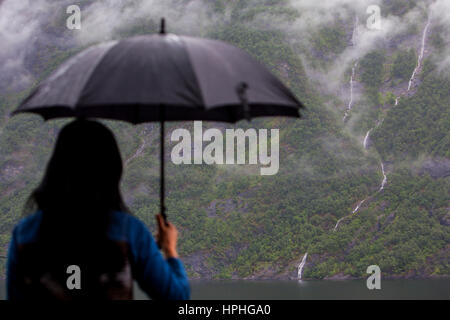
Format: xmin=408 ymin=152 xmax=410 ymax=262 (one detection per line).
xmin=26 ymin=119 xmax=129 ymax=239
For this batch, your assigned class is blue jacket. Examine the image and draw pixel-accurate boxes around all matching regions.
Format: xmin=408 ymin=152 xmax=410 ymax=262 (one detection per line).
xmin=7 ymin=210 xmax=190 ymax=300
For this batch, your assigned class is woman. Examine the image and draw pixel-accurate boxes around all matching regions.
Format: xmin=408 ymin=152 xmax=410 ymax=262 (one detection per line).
xmin=6 ymin=119 xmax=190 ymax=300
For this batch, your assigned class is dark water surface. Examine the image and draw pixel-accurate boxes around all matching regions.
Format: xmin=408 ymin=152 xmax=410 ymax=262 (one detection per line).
xmin=1 ymin=278 xmax=449 ymax=300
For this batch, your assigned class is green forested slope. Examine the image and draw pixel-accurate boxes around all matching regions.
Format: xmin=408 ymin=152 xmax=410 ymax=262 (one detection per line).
xmin=0 ymin=0 xmax=448 ymax=279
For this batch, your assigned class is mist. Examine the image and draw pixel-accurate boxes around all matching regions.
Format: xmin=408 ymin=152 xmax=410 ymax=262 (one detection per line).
xmin=0 ymin=0 xmax=221 ymax=91
xmin=76 ymin=0 xmax=222 ymax=44
xmin=0 ymin=0 xmax=50 ymax=90
xmin=0 ymin=0 xmax=448 ymax=99
xmin=430 ymin=0 xmax=450 ymax=73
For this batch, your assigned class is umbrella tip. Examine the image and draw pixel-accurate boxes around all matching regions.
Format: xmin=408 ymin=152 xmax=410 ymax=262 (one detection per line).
xmin=160 ymin=18 xmax=166 ymax=34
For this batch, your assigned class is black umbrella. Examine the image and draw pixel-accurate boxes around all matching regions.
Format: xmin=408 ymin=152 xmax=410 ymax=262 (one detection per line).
xmin=12 ymin=19 xmax=304 ymax=222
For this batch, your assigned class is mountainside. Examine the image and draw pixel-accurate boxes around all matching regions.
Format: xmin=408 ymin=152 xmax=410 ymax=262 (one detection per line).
xmin=0 ymin=0 xmax=448 ymax=280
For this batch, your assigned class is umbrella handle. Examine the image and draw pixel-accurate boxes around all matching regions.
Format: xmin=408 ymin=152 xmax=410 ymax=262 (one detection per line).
xmin=237 ymin=82 xmax=251 ymax=121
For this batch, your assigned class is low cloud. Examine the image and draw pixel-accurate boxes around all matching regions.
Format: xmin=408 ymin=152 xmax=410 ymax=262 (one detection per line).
xmin=430 ymin=0 xmax=450 ymax=73
xmin=77 ymin=0 xmax=221 ymax=44
xmin=0 ymin=0 xmax=447 ymax=95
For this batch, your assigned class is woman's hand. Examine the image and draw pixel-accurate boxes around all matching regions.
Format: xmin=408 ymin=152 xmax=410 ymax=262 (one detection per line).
xmin=155 ymin=214 xmax=179 ymax=259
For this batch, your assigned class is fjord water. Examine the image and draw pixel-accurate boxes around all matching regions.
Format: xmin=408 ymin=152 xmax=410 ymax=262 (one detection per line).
xmin=2 ymin=279 xmax=448 ymax=300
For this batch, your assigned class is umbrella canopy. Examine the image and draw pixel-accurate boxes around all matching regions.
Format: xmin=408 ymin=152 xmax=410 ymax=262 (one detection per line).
xmin=14 ymin=37 xmax=302 ymax=123
xmin=12 ymin=21 xmax=304 ymax=221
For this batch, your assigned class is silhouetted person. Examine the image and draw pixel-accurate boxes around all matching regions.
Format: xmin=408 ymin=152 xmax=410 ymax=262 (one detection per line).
xmin=6 ymin=119 xmax=190 ymax=300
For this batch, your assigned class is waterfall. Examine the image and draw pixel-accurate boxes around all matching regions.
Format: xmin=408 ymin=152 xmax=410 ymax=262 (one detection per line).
xmin=407 ymin=14 xmax=432 ymax=91
xmin=334 ymin=217 xmax=346 ymax=231
xmin=351 ymin=16 xmax=359 ymax=45
xmin=297 ymin=252 xmax=308 ymax=280
xmin=343 ymin=63 xmax=357 ymax=122
xmin=335 ymin=121 xmax=387 ymax=231
xmin=363 ymin=129 xmax=372 ymax=149
xmin=333 ymin=198 xmax=367 ymax=231
xmin=343 ymin=17 xmax=359 ymax=122
xmin=392 ymin=11 xmax=431 ymax=113
xmin=352 ymin=199 xmax=367 ymax=214
xmin=125 ymin=133 xmax=147 ymax=166
xmin=378 ymin=162 xmax=387 ymax=192
xmin=334 ymin=11 xmax=432 ymax=233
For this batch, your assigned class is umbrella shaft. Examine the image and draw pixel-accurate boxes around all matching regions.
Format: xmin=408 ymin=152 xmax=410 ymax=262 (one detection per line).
xmin=160 ymin=117 xmax=167 ymax=223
